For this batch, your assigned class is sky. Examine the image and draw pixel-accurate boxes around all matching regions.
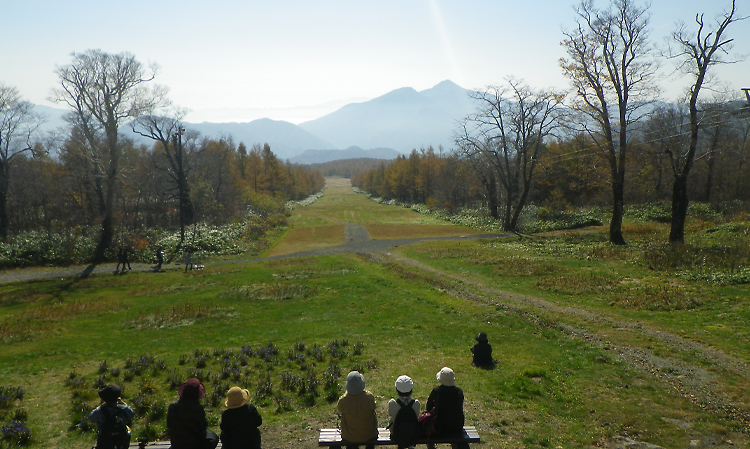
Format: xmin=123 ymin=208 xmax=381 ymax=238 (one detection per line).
xmin=3 ymin=0 xmax=749 ymax=123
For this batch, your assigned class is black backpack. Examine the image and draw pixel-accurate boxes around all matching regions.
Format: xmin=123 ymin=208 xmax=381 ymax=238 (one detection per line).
xmin=97 ymin=405 xmax=131 ymax=449
xmin=390 ymin=398 xmax=419 ymax=447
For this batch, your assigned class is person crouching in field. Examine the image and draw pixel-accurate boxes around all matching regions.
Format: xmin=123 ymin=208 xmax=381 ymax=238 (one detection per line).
xmin=89 ymin=384 xmax=135 ymax=449
xmin=167 ymin=378 xmax=219 ymax=449
xmin=337 ymin=371 xmax=378 ymax=449
xmin=470 ymin=332 xmax=495 ymax=367
xmin=220 ymin=386 xmax=263 ymax=449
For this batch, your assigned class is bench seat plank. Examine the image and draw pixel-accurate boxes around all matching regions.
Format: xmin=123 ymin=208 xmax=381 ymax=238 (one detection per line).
xmin=318 ymin=426 xmax=480 ymax=446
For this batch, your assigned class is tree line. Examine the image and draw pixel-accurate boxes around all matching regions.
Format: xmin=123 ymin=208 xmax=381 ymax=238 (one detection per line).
xmin=355 ymin=0 xmax=747 ymax=243
xmin=1 ymin=0 xmax=746 ymax=259
xmin=1 ymin=50 xmax=323 ymax=262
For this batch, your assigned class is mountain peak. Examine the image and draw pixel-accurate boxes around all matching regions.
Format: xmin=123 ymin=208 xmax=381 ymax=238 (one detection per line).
xmin=423 ymin=80 xmax=461 ymax=92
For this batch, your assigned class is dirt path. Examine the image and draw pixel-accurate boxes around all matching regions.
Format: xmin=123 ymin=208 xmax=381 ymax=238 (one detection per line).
xmin=0 ymin=224 xmax=504 ymax=284
xmin=370 ymin=251 xmax=750 ymax=434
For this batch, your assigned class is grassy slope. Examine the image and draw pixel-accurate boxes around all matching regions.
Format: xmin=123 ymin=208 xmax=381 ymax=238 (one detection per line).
xmin=0 ymin=178 xmax=748 ymax=449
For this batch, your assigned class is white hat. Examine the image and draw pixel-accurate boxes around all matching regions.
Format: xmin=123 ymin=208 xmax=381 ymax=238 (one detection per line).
xmin=395 ymin=375 xmax=413 ymax=393
xmin=436 ymin=367 xmax=455 ymax=386
xmin=346 ymin=371 xmax=365 ymax=395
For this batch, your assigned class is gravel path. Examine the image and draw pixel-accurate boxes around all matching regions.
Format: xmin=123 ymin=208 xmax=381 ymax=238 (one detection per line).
xmin=0 ymin=223 xmax=504 ymax=284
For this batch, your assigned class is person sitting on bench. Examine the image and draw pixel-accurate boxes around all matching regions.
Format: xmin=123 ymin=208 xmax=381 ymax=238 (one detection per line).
xmin=337 ymin=371 xmax=377 ymax=449
xmin=425 ymin=367 xmax=469 ymax=449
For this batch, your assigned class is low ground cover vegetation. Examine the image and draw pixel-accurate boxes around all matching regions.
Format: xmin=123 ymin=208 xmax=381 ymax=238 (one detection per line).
xmin=67 ymin=340 xmax=376 ymax=443
xmin=1 ymin=181 xmax=748 ymax=448
xmin=0 ymin=386 xmax=30 ymax=448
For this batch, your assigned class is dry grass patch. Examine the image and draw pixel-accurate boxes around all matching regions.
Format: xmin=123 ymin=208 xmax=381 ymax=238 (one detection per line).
xmin=1 ymin=299 xmax=122 ymax=342
xmin=127 ymin=304 xmax=238 ymax=330
xmin=366 ymin=224 xmax=479 ymax=239
xmin=268 ymin=225 xmax=344 ymax=256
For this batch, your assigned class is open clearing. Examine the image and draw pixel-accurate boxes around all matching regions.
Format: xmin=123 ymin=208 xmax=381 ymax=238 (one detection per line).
xmin=0 ymin=177 xmax=748 ymax=449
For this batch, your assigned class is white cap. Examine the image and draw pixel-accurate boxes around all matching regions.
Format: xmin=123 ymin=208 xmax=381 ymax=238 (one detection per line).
xmin=395 ymin=375 xmax=413 ymax=393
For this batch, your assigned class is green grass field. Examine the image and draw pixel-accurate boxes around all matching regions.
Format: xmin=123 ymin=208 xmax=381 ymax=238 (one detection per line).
xmin=0 ymin=178 xmax=748 ymax=449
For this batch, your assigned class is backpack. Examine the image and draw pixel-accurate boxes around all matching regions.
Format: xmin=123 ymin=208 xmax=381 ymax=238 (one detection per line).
xmin=418 ymin=405 xmax=438 ymax=439
xmin=97 ymin=405 xmax=131 ymax=449
xmin=390 ymin=398 xmax=419 ymax=447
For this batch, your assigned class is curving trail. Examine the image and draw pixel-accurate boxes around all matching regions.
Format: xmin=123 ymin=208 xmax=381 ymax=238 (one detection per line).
xmin=369 ymin=251 xmax=750 ymax=434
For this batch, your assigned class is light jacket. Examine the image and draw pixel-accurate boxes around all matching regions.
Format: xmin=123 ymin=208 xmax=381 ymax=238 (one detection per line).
xmin=337 ymin=390 xmax=378 ymax=443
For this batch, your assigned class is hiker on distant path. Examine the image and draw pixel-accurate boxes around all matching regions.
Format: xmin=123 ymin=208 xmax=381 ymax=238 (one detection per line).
xmin=185 ymin=251 xmax=193 ymax=272
xmin=115 ymin=248 xmax=131 ymax=272
xmin=387 ymin=375 xmax=420 ymax=449
xmin=425 ymin=367 xmax=469 ymax=449
xmin=167 ymin=378 xmax=219 ymax=449
xmin=337 ymin=371 xmax=378 ymax=449
xmin=220 ymin=386 xmax=263 ymax=449
xmin=89 ymin=384 xmax=135 ymax=449
xmin=470 ymin=332 xmax=495 ymax=367
xmin=156 ymin=246 xmax=164 ymax=270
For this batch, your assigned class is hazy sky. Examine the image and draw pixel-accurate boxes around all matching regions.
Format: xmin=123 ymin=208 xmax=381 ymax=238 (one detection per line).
xmin=3 ymin=0 xmax=748 ymax=123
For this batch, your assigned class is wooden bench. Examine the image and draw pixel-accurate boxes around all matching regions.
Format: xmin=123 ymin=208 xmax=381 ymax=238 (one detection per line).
xmin=126 ymin=442 xmax=222 ymax=449
xmin=319 ymin=426 xmax=480 ymax=447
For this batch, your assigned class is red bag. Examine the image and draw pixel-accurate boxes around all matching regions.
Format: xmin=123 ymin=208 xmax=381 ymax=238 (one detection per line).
xmin=418 ymin=406 xmax=438 ymax=439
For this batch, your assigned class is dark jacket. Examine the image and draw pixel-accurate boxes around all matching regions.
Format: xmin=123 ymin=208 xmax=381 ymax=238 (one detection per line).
xmin=426 ymin=385 xmax=465 ymax=435
xmin=220 ymin=403 xmax=263 ymax=449
xmin=167 ymin=398 xmax=209 ymax=449
xmin=471 ymin=341 xmax=493 ymax=366
xmin=89 ymin=402 xmax=135 ymax=449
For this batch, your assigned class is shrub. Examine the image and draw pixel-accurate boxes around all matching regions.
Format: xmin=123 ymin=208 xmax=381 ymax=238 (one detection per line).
xmin=1 ymin=420 xmax=32 ymax=446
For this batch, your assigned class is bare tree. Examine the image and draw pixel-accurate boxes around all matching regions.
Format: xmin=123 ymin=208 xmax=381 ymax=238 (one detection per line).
xmin=666 ymin=0 xmax=746 ymax=243
xmin=561 ymin=0 xmax=658 ymax=245
xmin=52 ymin=50 xmax=163 ymax=261
xmin=132 ymin=101 xmax=197 ymax=244
xmin=456 ymin=79 xmax=564 ymax=231
xmin=0 ymin=84 xmax=44 ymax=240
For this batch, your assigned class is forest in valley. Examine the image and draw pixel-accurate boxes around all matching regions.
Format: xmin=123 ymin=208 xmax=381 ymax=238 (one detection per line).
xmin=1 ymin=1 xmax=748 ymax=268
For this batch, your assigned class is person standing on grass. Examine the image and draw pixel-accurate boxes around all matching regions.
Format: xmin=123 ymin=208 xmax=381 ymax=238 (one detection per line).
xmin=425 ymin=367 xmax=469 ymax=449
xmin=337 ymin=371 xmax=378 ymax=449
xmin=115 ymin=248 xmax=127 ymax=272
xmin=122 ymin=247 xmax=131 ymax=271
xmin=156 ymin=246 xmax=164 ymax=270
xmin=185 ymin=251 xmax=193 ymax=272
xmin=387 ymin=375 xmax=421 ymax=449
xmin=167 ymin=378 xmax=219 ymax=449
xmin=470 ymin=332 xmax=495 ymax=367
xmin=220 ymin=386 xmax=263 ymax=449
xmin=89 ymin=384 xmax=135 ymax=449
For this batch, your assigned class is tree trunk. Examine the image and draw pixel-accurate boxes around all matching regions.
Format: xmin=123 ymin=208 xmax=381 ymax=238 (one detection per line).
xmin=704 ymin=154 xmax=715 ymax=202
xmin=0 ymin=162 xmax=8 ymax=242
xmin=609 ymin=176 xmax=626 ymax=245
xmin=484 ymin=175 xmax=498 ymax=219
xmin=94 ymin=126 xmax=120 ymax=263
xmin=669 ymin=174 xmax=689 ymax=243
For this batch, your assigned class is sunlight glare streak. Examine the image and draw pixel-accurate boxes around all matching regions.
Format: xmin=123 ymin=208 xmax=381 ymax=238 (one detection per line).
xmin=427 ymin=0 xmax=464 ymax=86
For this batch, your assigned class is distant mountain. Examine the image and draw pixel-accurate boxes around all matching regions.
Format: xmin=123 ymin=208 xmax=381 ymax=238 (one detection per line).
xmin=33 ymin=105 xmax=68 ymax=132
xmin=185 ymin=119 xmax=334 ymax=159
xmin=298 ymin=80 xmax=478 ymax=152
xmin=289 ymin=146 xmax=401 ymax=164
xmin=30 ymin=80 xmax=479 ymax=160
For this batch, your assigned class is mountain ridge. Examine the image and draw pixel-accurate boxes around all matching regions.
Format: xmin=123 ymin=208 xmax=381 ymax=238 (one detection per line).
xmin=31 ymin=80 xmax=478 ymax=163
